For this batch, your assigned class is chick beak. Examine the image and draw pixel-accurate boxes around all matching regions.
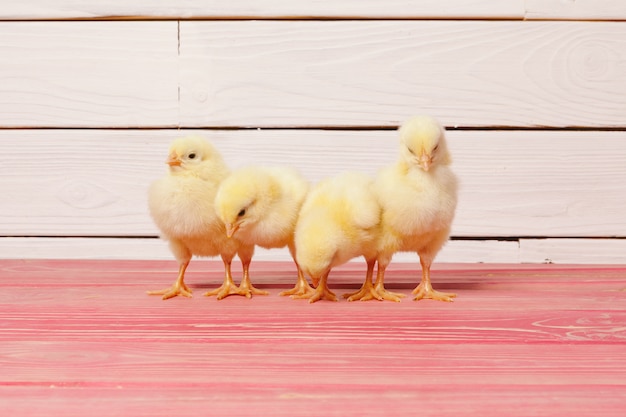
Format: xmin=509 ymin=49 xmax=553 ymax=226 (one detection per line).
xmin=226 ymin=223 xmax=240 ymax=238
xmin=166 ymin=153 xmax=181 ymax=167
xmin=311 ymin=275 xmax=320 ymax=287
xmin=419 ymin=154 xmax=432 ymax=171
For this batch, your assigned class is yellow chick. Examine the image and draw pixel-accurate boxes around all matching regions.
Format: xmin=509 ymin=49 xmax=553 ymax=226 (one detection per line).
xmin=368 ymin=115 xmax=459 ymax=302
xmin=215 ymin=166 xmax=313 ymax=297
xmin=147 ymin=135 xmax=259 ymax=300
xmin=294 ymin=172 xmax=381 ymax=303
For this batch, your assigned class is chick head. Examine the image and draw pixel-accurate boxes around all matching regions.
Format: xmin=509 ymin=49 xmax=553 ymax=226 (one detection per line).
xmin=399 ymin=115 xmax=451 ymax=171
xmin=215 ymin=168 xmax=278 ymax=238
xmin=165 ymin=135 xmax=221 ymax=173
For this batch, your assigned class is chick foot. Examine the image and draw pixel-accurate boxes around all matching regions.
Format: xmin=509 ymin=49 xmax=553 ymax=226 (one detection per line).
xmin=147 ymin=281 xmax=192 ymax=300
xmin=204 ymin=280 xmax=242 ymax=300
xmin=238 ymin=279 xmax=269 ymax=299
xmin=147 ymin=262 xmax=192 ymax=300
xmin=345 ymin=282 xmax=404 ymax=302
xmin=294 ymin=277 xmax=337 ymax=303
xmin=412 ymin=281 xmax=456 ymax=302
xmin=344 ymin=281 xmax=381 ymax=302
xmin=344 ymin=261 xmax=404 ymax=302
xmin=374 ymin=279 xmax=405 ymax=302
xmin=279 ymin=273 xmax=315 ymax=298
xmin=310 ymin=284 xmax=337 ymax=303
xmin=236 ymin=265 xmax=269 ymax=299
xmin=298 ymin=284 xmax=337 ymax=303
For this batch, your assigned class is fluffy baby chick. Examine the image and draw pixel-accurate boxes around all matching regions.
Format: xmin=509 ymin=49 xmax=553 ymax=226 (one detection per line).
xmin=295 ymin=172 xmax=381 ymax=303
xmin=367 ymin=115 xmax=459 ymax=302
xmin=215 ymin=166 xmax=313 ymax=297
xmin=147 ymin=135 xmax=260 ymax=300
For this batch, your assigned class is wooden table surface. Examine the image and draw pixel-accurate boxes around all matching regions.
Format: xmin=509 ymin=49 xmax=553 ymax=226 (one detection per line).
xmin=1 ymin=259 xmax=625 ymax=416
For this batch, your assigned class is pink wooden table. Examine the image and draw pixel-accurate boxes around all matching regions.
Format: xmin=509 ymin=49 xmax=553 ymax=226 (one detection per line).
xmin=1 ymin=260 xmax=625 ymax=416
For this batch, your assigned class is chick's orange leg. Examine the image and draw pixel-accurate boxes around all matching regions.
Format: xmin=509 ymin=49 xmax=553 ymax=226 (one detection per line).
xmin=344 ymin=260 xmax=381 ymax=301
xmin=238 ymin=258 xmax=269 ymax=299
xmin=279 ymin=267 xmax=315 ymax=298
xmin=373 ymin=262 xmax=405 ymax=302
xmin=147 ymin=261 xmax=192 ymax=300
xmin=281 ymin=247 xmax=315 ymax=297
xmin=345 ymin=261 xmax=404 ymax=302
xmin=413 ymin=258 xmax=456 ymax=302
xmin=306 ymin=272 xmax=337 ymax=304
xmin=204 ymin=256 xmax=242 ymax=300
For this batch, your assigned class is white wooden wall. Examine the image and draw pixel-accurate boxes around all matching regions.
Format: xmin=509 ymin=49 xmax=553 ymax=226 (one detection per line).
xmin=1 ymin=1 xmax=625 ymax=264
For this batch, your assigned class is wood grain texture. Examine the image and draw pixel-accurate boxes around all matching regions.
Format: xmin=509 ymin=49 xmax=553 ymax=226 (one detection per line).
xmin=520 ymin=238 xmax=626 ymax=264
xmin=0 ymin=237 xmax=522 ymax=263
xmin=2 ymin=21 xmax=624 ymax=129
xmin=0 ymin=0 xmax=524 ymax=19
xmin=1 ymin=384 xmax=624 ymax=417
xmin=0 ymin=260 xmax=625 ymax=416
xmin=179 ymin=20 xmax=626 ymax=128
xmin=0 ymin=22 xmax=179 ymax=128
xmin=3 ymin=237 xmax=625 ymax=264
xmin=0 ymin=130 xmax=624 ymax=238
xmin=526 ymin=0 xmax=626 ymax=20
xmin=4 ymin=0 xmax=626 ymax=21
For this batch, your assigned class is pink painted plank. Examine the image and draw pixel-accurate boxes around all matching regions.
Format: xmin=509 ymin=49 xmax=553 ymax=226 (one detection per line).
xmin=0 ymin=383 xmax=624 ymax=417
xmin=0 ymin=260 xmax=625 ymax=416
xmin=2 ymin=341 xmax=626 ymax=385
xmin=2 ymin=384 xmax=625 ymax=417
xmin=2 ymin=298 xmax=626 ymax=343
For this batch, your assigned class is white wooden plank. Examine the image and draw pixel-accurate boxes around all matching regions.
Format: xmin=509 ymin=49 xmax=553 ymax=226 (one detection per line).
xmin=454 ymin=130 xmax=626 ymax=237
xmin=0 ymin=238 xmax=171 ymax=260
xmin=0 ymin=129 xmax=624 ymax=238
xmin=0 ymin=237 xmax=521 ymax=263
xmin=179 ymin=21 xmax=626 ymax=128
xmin=0 ymin=22 xmax=179 ymax=128
xmin=520 ymin=239 xmax=626 ymax=264
xmin=0 ymin=130 xmax=165 ymax=236
xmin=0 ymin=0 xmax=524 ymax=19
xmin=5 ymin=236 xmax=626 ymax=265
xmin=525 ymin=0 xmax=626 ymax=21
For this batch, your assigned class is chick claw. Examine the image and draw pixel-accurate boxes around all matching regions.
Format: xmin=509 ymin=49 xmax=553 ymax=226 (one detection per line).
xmin=293 ymin=283 xmax=337 ymax=304
xmin=344 ymin=283 xmax=404 ymax=303
xmin=147 ymin=282 xmax=193 ymax=300
xmin=204 ymin=281 xmax=243 ymax=300
xmin=310 ymin=286 xmax=337 ymax=303
xmin=374 ymin=283 xmax=405 ymax=302
xmin=238 ymin=281 xmax=269 ymax=299
xmin=344 ymin=283 xmax=382 ymax=302
xmin=279 ymin=275 xmax=315 ymax=298
xmin=412 ymin=282 xmax=456 ymax=302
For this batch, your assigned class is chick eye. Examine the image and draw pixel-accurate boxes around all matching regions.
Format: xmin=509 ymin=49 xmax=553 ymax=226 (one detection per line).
xmin=432 ymin=144 xmax=440 ymax=152
xmin=237 ymin=208 xmax=246 ymax=217
xmin=188 ymin=153 xmax=196 ymax=159
xmin=407 ymin=147 xmax=415 ymax=155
